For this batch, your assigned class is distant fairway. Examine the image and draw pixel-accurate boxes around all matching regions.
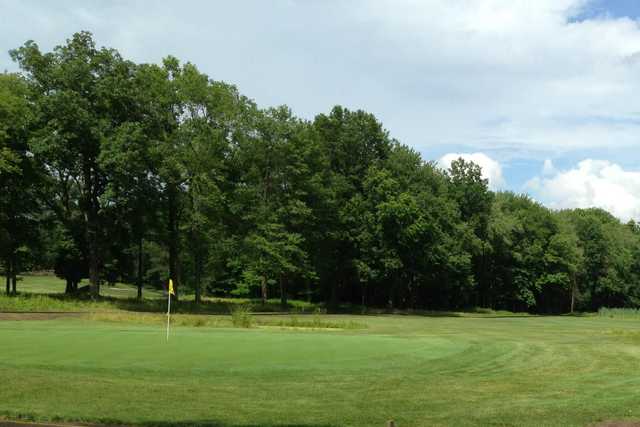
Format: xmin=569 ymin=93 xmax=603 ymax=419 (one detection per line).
xmin=2 ymin=314 xmax=640 ymax=426
xmin=14 ymin=274 xmax=165 ymax=299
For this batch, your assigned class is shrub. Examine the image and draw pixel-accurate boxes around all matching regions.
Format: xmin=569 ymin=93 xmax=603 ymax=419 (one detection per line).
xmin=230 ymin=304 xmax=254 ymax=328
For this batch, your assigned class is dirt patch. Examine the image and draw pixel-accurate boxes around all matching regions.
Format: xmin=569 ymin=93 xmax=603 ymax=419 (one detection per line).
xmin=0 ymin=312 xmax=84 ymax=321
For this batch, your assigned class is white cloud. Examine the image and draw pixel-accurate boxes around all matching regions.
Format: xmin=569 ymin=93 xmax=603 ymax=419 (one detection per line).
xmin=542 ymin=159 xmax=556 ymax=176
xmin=2 ymin=1 xmax=640 ymax=161
xmin=353 ymin=0 xmax=640 ymax=155
xmin=438 ymin=152 xmax=506 ymax=190
xmin=527 ymin=159 xmax=640 ymax=221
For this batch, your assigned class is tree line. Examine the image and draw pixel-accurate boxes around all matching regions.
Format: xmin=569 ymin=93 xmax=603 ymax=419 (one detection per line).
xmin=2 ymin=32 xmax=640 ymax=313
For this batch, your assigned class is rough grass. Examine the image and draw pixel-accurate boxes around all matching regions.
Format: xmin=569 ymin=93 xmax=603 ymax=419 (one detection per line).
xmin=0 ymin=288 xmax=319 ymax=315
xmin=0 ymin=292 xmax=117 ymax=312
xmin=88 ymin=312 xmax=367 ymax=331
xmin=3 ymin=314 xmax=640 ymax=426
xmin=264 ymin=315 xmax=367 ymax=330
xmin=88 ymin=312 xmax=230 ymax=328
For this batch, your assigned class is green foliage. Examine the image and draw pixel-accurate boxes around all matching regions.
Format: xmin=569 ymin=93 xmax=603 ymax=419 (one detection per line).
xmin=0 ymin=72 xmax=40 ymax=295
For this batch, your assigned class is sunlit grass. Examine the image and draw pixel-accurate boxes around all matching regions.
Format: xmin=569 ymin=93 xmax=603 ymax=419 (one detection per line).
xmin=2 ymin=314 xmax=640 ymax=426
xmin=14 ymin=274 xmax=165 ymax=299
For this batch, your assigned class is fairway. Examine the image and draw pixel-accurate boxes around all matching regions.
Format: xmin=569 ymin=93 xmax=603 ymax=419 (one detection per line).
xmin=14 ymin=275 xmax=165 ymax=299
xmin=2 ymin=315 xmax=640 ymax=426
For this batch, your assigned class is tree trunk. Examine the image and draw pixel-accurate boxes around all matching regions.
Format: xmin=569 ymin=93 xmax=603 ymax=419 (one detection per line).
xmin=279 ymin=275 xmax=287 ymax=309
xmin=9 ymin=252 xmax=17 ymax=295
xmin=480 ymin=241 xmax=486 ymax=307
xmin=85 ymin=163 xmax=100 ymax=300
xmin=10 ymin=251 xmax=16 ymax=295
xmin=137 ymin=237 xmax=144 ymax=300
xmin=261 ymin=275 xmax=267 ymax=305
xmin=195 ymin=278 xmax=201 ymax=304
xmin=5 ymin=260 xmax=10 ymax=295
xmin=88 ymin=240 xmax=99 ymax=298
xmin=330 ymin=274 xmax=339 ymax=308
xmin=195 ymin=249 xmax=202 ymax=304
xmin=168 ymin=183 xmax=179 ymax=301
xmin=570 ymin=276 xmax=576 ymax=314
xmin=330 ymin=282 xmax=336 ymax=307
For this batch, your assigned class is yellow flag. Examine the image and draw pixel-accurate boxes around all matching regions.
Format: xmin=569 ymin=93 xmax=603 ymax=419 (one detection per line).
xmin=168 ymin=279 xmax=175 ymax=296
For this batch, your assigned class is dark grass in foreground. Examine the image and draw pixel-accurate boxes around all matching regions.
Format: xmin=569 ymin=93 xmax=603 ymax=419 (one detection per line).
xmin=2 ymin=314 xmax=640 ymax=426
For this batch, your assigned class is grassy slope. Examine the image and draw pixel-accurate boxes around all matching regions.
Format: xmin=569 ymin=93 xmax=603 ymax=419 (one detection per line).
xmin=2 ymin=314 xmax=640 ymax=426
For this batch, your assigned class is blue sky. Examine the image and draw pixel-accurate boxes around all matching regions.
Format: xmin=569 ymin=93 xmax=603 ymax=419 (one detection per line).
xmin=2 ymin=0 xmax=640 ymax=220
xmin=570 ymin=0 xmax=640 ymax=21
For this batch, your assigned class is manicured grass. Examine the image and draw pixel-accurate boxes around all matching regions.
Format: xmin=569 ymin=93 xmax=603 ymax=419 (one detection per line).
xmin=10 ymin=274 xmax=67 ymax=294
xmin=14 ymin=274 xmax=165 ymax=299
xmin=2 ymin=314 xmax=640 ymax=426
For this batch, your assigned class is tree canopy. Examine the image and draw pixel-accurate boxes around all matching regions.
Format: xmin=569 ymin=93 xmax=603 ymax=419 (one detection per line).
xmin=3 ymin=31 xmax=640 ymax=313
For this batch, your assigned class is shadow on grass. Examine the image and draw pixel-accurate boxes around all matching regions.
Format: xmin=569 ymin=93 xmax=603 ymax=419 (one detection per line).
xmin=133 ymin=422 xmax=339 ymax=427
xmin=328 ymin=305 xmax=540 ymax=318
xmin=1 ymin=410 xmax=341 ymax=426
xmin=5 ymin=291 xmax=578 ymax=318
xmin=1 ymin=417 xmax=339 ymax=427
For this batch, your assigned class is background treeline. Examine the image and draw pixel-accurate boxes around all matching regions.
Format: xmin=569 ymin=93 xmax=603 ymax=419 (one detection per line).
xmin=2 ymin=32 xmax=640 ymax=313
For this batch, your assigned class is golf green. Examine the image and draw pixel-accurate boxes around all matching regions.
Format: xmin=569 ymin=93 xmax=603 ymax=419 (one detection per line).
xmin=2 ymin=315 xmax=640 ymax=426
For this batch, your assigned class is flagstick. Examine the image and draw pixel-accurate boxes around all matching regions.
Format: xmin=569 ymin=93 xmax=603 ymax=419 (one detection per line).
xmin=166 ymin=290 xmax=171 ymax=342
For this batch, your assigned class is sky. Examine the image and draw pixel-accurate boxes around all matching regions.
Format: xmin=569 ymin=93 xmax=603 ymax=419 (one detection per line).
xmin=2 ymin=0 xmax=640 ymax=220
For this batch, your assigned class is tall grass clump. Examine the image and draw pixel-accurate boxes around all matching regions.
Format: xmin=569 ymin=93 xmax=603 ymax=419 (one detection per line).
xmin=266 ymin=312 xmax=367 ymax=330
xmin=230 ymin=304 xmax=254 ymax=328
xmin=599 ymin=307 xmax=640 ymax=319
